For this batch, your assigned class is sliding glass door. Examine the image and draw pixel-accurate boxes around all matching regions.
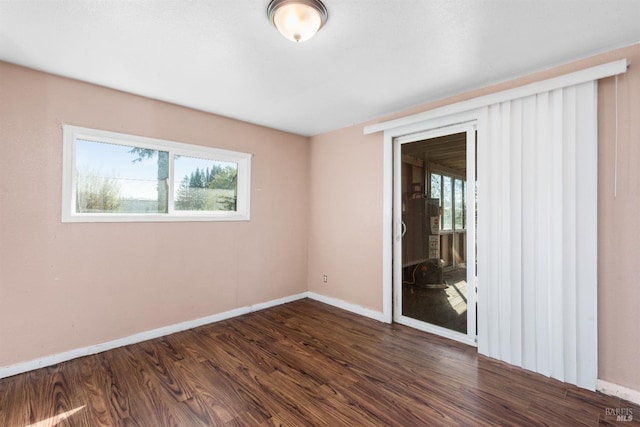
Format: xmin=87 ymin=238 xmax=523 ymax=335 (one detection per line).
xmin=393 ymin=124 xmax=476 ymax=345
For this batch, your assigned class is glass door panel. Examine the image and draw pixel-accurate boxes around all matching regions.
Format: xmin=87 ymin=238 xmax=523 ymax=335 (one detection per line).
xmin=394 ymin=127 xmax=476 ymax=344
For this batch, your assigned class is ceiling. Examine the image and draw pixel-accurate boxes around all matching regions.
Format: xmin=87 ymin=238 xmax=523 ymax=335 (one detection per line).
xmin=1 ymin=1 xmax=639 ymax=137
xmin=403 ymin=133 xmax=467 ymax=176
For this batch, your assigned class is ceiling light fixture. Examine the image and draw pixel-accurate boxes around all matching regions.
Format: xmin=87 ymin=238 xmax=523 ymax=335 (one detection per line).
xmin=267 ymin=0 xmax=328 ymax=43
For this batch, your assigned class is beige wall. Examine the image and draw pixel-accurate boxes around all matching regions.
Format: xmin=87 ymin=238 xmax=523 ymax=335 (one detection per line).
xmin=307 ymin=126 xmax=383 ymax=309
xmin=308 ymin=44 xmax=640 ymax=392
xmin=0 ymin=62 xmax=309 ymax=367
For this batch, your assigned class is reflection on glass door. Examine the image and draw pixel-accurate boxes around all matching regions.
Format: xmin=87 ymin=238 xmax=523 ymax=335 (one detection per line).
xmin=394 ymin=127 xmax=476 ymax=344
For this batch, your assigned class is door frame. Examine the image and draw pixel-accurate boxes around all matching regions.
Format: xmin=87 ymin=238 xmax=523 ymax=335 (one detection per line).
xmin=381 ymin=110 xmax=479 ymax=347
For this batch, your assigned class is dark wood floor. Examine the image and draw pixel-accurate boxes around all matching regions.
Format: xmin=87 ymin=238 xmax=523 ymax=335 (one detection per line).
xmin=0 ymin=299 xmax=638 ymax=426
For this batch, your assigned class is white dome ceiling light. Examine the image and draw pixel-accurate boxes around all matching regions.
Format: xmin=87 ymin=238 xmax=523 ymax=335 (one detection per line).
xmin=267 ymin=0 xmax=328 ymax=43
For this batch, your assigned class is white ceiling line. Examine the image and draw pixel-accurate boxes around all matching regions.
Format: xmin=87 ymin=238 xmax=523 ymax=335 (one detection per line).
xmin=363 ymin=59 xmax=628 ymax=135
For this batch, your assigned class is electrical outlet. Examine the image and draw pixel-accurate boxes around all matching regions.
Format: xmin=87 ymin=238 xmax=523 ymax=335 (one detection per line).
xmin=322 ymin=274 xmax=328 ymax=283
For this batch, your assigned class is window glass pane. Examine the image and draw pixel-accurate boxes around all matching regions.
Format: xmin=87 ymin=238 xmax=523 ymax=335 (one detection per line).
xmin=454 ymin=179 xmax=464 ymax=229
xmin=430 ymin=173 xmax=441 ymax=199
xmin=463 ymin=180 xmax=468 ymax=227
xmin=75 ymin=139 xmax=168 ymax=213
xmin=442 ymin=176 xmax=452 ymax=230
xmin=173 ymin=155 xmax=238 ymax=211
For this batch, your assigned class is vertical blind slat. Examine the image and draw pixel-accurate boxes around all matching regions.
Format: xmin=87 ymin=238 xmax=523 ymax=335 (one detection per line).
xmin=499 ymin=101 xmax=512 ymax=364
xmin=476 ymin=107 xmax=490 ymax=357
xmin=549 ymin=88 xmax=565 ymax=382
xmin=509 ymin=99 xmax=523 ymax=367
xmin=534 ymin=91 xmax=551 ymax=377
xmin=520 ymin=95 xmax=537 ymax=372
xmin=575 ymin=82 xmax=598 ymax=390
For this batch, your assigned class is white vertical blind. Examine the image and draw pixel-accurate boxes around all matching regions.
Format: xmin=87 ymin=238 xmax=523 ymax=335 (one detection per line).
xmin=477 ymin=81 xmax=598 ymax=390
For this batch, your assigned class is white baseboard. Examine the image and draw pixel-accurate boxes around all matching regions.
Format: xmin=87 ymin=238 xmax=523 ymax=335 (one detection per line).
xmin=0 ymin=292 xmax=307 ymax=379
xmin=597 ymin=379 xmax=640 ymax=405
xmin=306 ymin=292 xmax=387 ymax=323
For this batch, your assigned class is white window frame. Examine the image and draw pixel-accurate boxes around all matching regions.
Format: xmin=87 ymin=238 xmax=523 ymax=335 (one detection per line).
xmin=62 ymin=125 xmax=251 ymax=222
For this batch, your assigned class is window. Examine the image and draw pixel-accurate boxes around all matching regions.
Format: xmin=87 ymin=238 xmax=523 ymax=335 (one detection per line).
xmin=62 ymin=125 xmax=251 ymax=222
xmin=430 ymin=172 xmax=466 ymax=231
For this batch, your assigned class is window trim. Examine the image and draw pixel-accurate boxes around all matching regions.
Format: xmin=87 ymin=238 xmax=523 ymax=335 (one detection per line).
xmin=62 ymin=125 xmax=251 ymax=222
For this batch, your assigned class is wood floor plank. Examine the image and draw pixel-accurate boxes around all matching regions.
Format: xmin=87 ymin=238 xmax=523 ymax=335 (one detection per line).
xmin=70 ymin=355 xmax=116 ymax=426
xmin=27 ymin=364 xmax=93 ymax=426
xmin=1 ymin=298 xmax=639 ymax=426
xmin=0 ymin=376 xmax=31 ymax=427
